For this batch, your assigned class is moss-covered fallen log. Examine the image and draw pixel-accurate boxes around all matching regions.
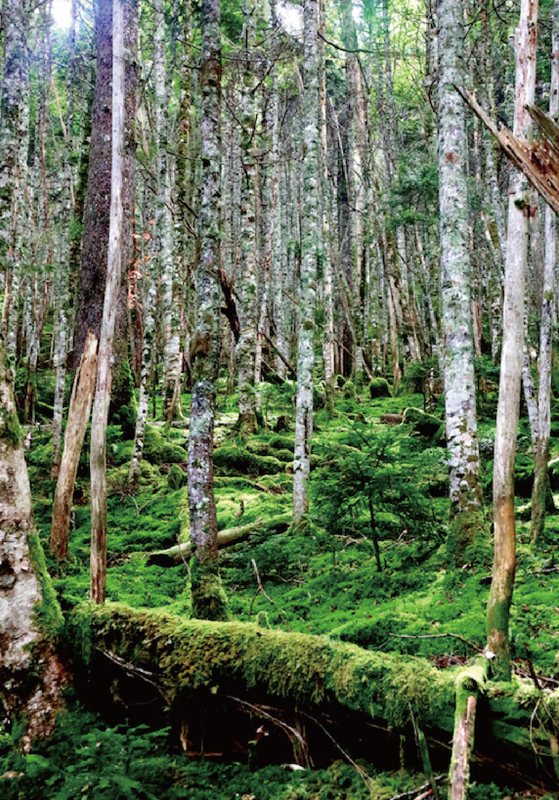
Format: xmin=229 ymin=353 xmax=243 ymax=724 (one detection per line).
xmin=146 ymin=513 xmax=291 ymax=566
xmin=68 ymin=603 xmax=559 ymax=789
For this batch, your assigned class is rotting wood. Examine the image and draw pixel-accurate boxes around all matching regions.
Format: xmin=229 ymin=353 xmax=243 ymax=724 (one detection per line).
xmin=458 ymin=88 xmax=559 ymax=217
xmin=448 ymin=658 xmax=488 ymax=800
xmin=146 ymin=513 xmax=291 ymax=566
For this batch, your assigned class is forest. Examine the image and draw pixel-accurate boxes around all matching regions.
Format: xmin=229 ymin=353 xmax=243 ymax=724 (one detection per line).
xmin=2 ymin=0 xmax=559 ymax=797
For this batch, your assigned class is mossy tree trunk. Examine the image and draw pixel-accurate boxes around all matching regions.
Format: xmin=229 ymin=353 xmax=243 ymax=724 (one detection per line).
xmin=90 ymin=0 xmax=126 ymax=605
xmin=531 ymin=0 xmax=558 ymax=544
xmin=487 ymin=0 xmax=538 ymax=680
xmin=437 ymin=0 xmax=484 ymax=566
xmin=293 ymin=0 xmax=320 ymax=525
xmin=0 ymin=338 xmax=68 ymax=747
xmin=187 ymin=0 xmax=228 ymax=622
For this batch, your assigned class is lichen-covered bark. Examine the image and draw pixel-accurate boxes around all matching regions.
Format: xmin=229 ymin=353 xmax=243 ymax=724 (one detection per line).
xmin=437 ymin=0 xmax=483 ymax=565
xmin=187 ymin=0 xmax=227 ymax=622
xmin=90 ymin=0 xmax=126 ymax=605
xmin=292 ymin=0 xmax=320 ymax=524
xmin=0 ymin=340 xmax=67 ymax=747
xmin=235 ymin=1 xmax=259 ymax=434
xmin=0 ymin=0 xmax=29 ymax=359
xmin=488 ymin=0 xmax=538 ymax=680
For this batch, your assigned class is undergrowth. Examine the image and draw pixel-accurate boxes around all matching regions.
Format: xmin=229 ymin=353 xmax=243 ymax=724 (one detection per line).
xmin=8 ymin=373 xmax=559 ymax=798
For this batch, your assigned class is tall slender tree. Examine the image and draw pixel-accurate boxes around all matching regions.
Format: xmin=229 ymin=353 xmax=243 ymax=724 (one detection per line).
xmin=90 ymin=0 xmax=126 ymax=604
xmin=437 ymin=0 xmax=484 ymax=565
xmin=293 ymin=0 xmax=320 ymax=524
xmin=187 ymin=0 xmax=228 ymax=620
xmin=487 ymin=0 xmax=538 ymax=680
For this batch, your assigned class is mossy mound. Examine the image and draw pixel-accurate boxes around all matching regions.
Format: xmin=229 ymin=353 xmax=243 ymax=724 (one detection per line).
xmin=213 ymin=444 xmax=285 ymax=476
xmin=369 ymin=378 xmax=392 ymax=399
xmin=402 ymin=407 xmax=443 ymax=441
xmin=143 ymin=425 xmax=188 ymax=465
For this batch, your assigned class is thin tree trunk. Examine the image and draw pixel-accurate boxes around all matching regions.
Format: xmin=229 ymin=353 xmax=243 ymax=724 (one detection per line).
xmin=531 ymin=0 xmax=559 ymax=543
xmin=487 ymin=0 xmax=538 ymax=681
xmin=50 ymin=332 xmax=98 ymax=561
xmin=187 ymin=0 xmax=227 ymax=621
xmin=90 ymin=0 xmax=125 ymax=604
xmin=293 ymin=0 xmax=320 ymax=524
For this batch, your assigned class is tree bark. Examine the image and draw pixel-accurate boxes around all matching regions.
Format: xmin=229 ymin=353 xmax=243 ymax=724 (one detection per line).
xmin=50 ymin=332 xmax=98 ymax=561
xmin=292 ymin=0 xmax=320 ymax=524
xmin=90 ymin=0 xmax=126 ymax=604
xmin=531 ymin=0 xmax=559 ymax=543
xmin=187 ymin=0 xmax=228 ymax=621
xmin=487 ymin=0 xmax=538 ymax=681
xmin=0 ymin=339 xmax=68 ymax=748
xmin=437 ymin=0 xmax=484 ymax=566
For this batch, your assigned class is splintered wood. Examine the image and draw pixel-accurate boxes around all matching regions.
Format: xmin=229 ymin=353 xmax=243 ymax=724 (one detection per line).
xmin=458 ymin=88 xmax=559 ymax=217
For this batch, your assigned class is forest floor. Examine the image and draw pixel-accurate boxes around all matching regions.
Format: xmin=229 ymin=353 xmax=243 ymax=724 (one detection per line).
xmin=2 ymin=368 xmax=559 ymax=799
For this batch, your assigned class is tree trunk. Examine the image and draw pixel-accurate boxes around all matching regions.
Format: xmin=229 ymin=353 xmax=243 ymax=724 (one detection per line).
xmin=293 ymin=0 xmax=320 ymax=524
xmin=235 ymin=1 xmax=259 ymax=434
xmin=531 ymin=0 xmax=559 ymax=543
xmin=187 ymin=0 xmax=228 ymax=621
xmin=50 ymin=332 xmax=98 ymax=561
xmin=438 ymin=0 xmax=484 ymax=566
xmin=487 ymin=0 xmax=538 ymax=681
xmin=90 ymin=0 xmax=126 ymax=604
xmin=0 ymin=339 xmax=68 ymax=748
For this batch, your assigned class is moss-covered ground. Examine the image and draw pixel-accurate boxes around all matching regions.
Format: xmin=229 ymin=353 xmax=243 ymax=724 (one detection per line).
xmin=3 ymin=373 xmax=559 ymax=798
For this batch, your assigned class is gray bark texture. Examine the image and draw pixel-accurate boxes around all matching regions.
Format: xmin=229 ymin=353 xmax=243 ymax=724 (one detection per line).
xmin=187 ymin=0 xmax=228 ymax=621
xmin=0 ymin=340 xmax=68 ymax=749
xmin=90 ymin=0 xmax=126 ymax=604
xmin=487 ymin=0 xmax=538 ymax=681
xmin=293 ymin=0 xmax=320 ymax=524
xmin=437 ymin=0 xmax=483 ymax=565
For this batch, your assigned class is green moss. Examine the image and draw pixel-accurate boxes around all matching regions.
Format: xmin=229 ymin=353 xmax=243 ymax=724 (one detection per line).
xmin=27 ymin=530 xmax=64 ymax=642
xmin=167 ymin=464 xmax=187 ymax=490
xmin=0 ymin=404 xmax=22 ymax=444
xmin=189 ymin=557 xmax=229 ymax=621
xmin=72 ymin=603 xmax=457 ymax=732
xmin=213 ymin=444 xmax=285 ymax=476
xmin=342 ymin=380 xmax=357 ymax=400
xmin=369 ymin=378 xmax=392 ymax=399
xmin=402 ymin=407 xmax=443 ymax=440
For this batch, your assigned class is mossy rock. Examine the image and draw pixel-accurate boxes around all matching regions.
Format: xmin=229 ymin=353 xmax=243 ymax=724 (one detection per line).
xmin=369 ymin=378 xmax=392 ymax=399
xmin=213 ymin=444 xmax=285 ymax=476
xmin=402 ymin=407 xmax=443 ymax=440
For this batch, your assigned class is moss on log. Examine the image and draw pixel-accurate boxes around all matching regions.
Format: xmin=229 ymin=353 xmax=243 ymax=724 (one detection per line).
xmin=67 ymin=604 xmax=559 ymax=787
xmin=71 ymin=603 xmax=456 ymax=731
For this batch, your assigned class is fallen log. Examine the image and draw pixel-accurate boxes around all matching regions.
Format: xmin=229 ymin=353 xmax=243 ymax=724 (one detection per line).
xmin=146 ymin=513 xmax=292 ymax=566
xmin=69 ymin=603 xmax=559 ymax=790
